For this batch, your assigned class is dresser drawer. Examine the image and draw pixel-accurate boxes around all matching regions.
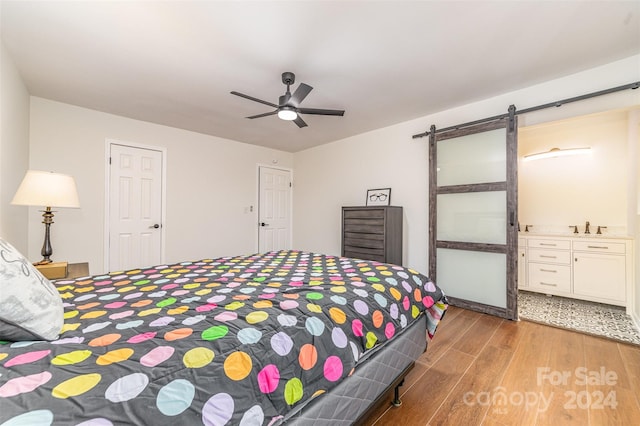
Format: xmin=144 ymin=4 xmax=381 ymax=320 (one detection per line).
xmin=343 ymin=236 xmax=384 ymax=250
xmin=343 ymin=209 xmax=385 ymax=219
xmin=527 ymin=239 xmax=571 ymax=250
xmin=343 ymin=218 xmax=384 ymax=234
xmin=343 ymin=248 xmax=385 ymax=262
xmin=572 ymin=241 xmax=625 ymax=254
xmin=344 ymin=232 xmax=383 ymax=242
xmin=528 ymin=263 xmax=571 ymax=293
xmin=528 ymin=248 xmax=570 ymax=264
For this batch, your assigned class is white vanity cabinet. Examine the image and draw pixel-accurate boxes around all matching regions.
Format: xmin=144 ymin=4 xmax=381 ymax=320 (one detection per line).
xmin=572 ymin=241 xmax=627 ymax=305
xmin=518 ymin=238 xmax=527 ymax=289
xmin=520 ymin=234 xmax=633 ymax=308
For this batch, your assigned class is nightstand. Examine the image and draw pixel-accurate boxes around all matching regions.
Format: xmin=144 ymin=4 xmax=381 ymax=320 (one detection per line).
xmin=36 ymin=262 xmax=89 ymax=280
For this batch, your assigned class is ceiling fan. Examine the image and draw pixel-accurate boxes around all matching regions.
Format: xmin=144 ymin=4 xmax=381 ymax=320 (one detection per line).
xmin=231 ymin=72 xmax=345 ymax=128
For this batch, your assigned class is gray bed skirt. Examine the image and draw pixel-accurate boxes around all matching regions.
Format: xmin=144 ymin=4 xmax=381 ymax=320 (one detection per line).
xmin=284 ymin=314 xmax=427 ymax=425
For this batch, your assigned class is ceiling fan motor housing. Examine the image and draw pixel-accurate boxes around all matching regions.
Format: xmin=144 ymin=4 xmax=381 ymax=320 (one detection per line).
xmin=279 ymin=94 xmax=290 ymax=106
xmin=281 ymin=72 xmax=295 ymax=86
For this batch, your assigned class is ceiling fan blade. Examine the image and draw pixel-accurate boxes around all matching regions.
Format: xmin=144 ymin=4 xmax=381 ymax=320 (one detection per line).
xmin=298 ymin=108 xmax=345 ymax=116
xmin=290 ymin=83 xmax=313 ymax=107
xmin=247 ymin=110 xmax=278 ymax=119
xmin=293 ymin=115 xmax=308 ymax=128
xmin=231 ymin=91 xmax=278 ymax=108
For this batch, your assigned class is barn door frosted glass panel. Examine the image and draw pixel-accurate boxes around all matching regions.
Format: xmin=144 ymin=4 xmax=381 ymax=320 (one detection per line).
xmin=437 ymin=248 xmax=507 ymax=308
xmin=435 ymin=125 xmax=510 ymax=313
xmin=437 ymin=191 xmax=506 ymax=244
xmin=437 ymin=128 xmax=506 ymax=186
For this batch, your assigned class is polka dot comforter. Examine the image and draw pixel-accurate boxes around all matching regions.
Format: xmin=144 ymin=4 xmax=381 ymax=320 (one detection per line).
xmin=0 ymin=250 xmax=447 ymax=425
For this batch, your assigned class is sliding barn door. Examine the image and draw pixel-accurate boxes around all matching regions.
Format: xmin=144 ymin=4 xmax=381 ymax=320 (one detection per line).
xmin=429 ymin=108 xmax=518 ymax=319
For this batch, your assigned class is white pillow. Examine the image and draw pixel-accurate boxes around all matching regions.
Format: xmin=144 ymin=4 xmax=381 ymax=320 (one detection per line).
xmin=0 ymin=238 xmax=63 ymax=341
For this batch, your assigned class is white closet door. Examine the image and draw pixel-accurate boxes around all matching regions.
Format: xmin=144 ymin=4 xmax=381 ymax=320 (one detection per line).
xmin=109 ymin=144 xmax=163 ymax=272
xmin=258 ymin=166 xmax=292 ymax=252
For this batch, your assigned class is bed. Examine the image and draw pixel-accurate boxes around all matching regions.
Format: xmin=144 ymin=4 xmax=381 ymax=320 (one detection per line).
xmin=0 ymin=248 xmax=447 ymax=425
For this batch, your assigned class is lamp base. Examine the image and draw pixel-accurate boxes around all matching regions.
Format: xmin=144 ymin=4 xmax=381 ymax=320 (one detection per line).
xmin=40 ymin=207 xmax=54 ymax=264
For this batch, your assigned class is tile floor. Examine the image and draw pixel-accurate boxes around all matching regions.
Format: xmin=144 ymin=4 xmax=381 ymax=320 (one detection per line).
xmin=518 ymin=290 xmax=640 ymax=345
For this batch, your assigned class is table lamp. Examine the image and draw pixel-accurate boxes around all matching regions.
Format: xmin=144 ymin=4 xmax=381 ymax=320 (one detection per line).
xmin=11 ymin=170 xmax=80 ymax=264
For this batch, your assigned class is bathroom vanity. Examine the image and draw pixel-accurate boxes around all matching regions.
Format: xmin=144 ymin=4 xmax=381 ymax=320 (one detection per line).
xmin=518 ymin=234 xmax=633 ymax=309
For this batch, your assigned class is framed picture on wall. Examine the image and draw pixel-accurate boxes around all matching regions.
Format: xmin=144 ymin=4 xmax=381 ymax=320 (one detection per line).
xmin=366 ymin=188 xmax=391 ymax=206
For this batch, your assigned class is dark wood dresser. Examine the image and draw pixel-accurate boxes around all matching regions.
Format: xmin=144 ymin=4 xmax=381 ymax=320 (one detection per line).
xmin=341 ymin=206 xmax=403 ymax=264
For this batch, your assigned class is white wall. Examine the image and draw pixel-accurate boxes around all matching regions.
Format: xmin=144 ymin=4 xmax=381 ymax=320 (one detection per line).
xmin=28 ymin=98 xmax=293 ymax=274
xmin=293 ymin=55 xmax=640 ymax=275
xmin=293 ymin=122 xmax=430 ymax=270
xmin=0 ymin=41 xmax=30 ymax=252
xmin=519 ymin=109 xmax=629 ymax=234
xmin=634 ymin=111 xmax=640 ymax=330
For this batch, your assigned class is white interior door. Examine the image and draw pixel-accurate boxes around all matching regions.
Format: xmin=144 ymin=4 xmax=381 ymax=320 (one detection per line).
xmin=109 ymin=143 xmax=164 ymax=271
xmin=258 ymin=166 xmax=292 ymax=252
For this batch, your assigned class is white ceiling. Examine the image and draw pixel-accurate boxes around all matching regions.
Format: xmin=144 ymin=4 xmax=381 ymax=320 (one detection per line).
xmin=1 ymin=1 xmax=639 ymax=152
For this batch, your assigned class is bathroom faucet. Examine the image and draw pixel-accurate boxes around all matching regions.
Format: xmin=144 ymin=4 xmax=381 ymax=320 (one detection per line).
xmin=569 ymin=225 xmax=578 ymax=234
xmin=585 ymin=221 xmax=590 ymax=234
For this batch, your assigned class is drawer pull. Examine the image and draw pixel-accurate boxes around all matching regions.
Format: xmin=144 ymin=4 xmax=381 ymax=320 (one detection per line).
xmin=540 ymin=282 xmax=557 ymax=287
xmin=587 ymin=245 xmax=608 ymax=249
xmin=539 ymin=243 xmax=557 ymax=246
xmin=540 ymin=269 xmax=557 ymax=273
xmin=539 ymin=255 xmax=557 ymax=259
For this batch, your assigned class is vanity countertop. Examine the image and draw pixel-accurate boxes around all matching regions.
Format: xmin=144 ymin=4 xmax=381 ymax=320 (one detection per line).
xmin=518 ymin=232 xmax=633 ymax=240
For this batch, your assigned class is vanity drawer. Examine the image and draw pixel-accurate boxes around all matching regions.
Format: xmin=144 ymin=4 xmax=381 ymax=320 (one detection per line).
xmin=527 ymin=239 xmax=571 ymax=250
xmin=528 ymin=263 xmax=571 ymax=293
xmin=573 ymin=241 xmax=625 ymax=254
xmin=528 ymin=248 xmax=571 ymax=264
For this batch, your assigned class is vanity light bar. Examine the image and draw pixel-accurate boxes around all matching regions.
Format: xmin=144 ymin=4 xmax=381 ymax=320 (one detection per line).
xmin=523 ymin=147 xmax=591 ymax=162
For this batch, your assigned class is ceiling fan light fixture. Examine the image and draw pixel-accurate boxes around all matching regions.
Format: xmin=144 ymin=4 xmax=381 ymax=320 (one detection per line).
xmin=278 ymin=107 xmax=297 ymax=121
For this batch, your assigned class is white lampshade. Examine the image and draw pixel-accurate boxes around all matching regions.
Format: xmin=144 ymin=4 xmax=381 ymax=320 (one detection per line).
xmin=11 ymin=170 xmax=80 ymax=208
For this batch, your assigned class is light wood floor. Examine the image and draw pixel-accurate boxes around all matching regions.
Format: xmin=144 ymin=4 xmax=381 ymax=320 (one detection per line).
xmin=362 ymin=306 xmax=640 ymax=425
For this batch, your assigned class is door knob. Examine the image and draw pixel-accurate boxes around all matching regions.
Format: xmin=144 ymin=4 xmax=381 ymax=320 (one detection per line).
xmin=150 ymin=224 xmax=160 ymax=229
xmin=260 ymin=222 xmax=268 ymax=227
